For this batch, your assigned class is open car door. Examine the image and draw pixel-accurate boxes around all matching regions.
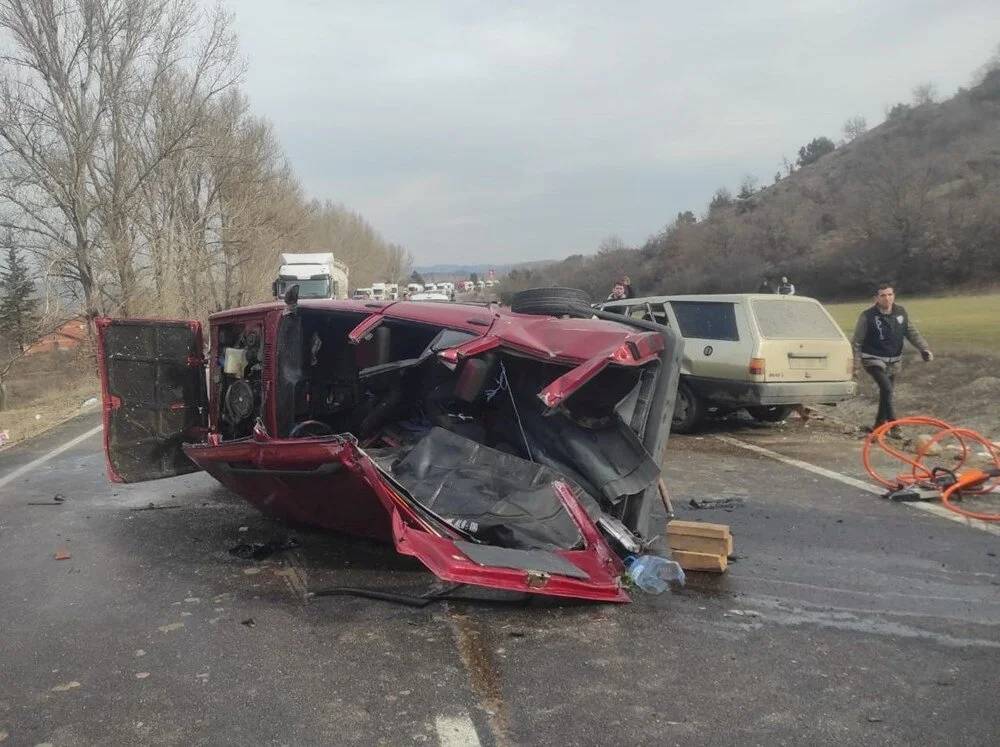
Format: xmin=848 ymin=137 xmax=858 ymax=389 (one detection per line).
xmin=96 ymin=318 xmax=208 ymax=483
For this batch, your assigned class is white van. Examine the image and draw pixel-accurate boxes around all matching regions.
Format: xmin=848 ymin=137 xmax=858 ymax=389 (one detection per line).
xmin=597 ymin=294 xmax=857 ymax=432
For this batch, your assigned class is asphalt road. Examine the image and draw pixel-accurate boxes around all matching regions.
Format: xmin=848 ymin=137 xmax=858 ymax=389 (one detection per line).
xmin=1 ymin=414 xmax=998 ymax=746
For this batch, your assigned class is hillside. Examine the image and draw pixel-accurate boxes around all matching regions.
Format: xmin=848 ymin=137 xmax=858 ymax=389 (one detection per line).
xmin=507 ymin=70 xmax=1000 ymax=302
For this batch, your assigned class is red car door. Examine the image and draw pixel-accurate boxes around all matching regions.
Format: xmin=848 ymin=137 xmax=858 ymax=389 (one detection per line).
xmin=95 ymin=317 xmax=208 ymax=483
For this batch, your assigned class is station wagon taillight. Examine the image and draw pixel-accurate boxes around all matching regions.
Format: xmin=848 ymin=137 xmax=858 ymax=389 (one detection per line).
xmin=749 ymin=357 xmax=766 ymax=376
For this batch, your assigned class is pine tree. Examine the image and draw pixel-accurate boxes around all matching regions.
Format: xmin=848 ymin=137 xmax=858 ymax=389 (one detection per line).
xmin=0 ymin=246 xmax=39 ymax=352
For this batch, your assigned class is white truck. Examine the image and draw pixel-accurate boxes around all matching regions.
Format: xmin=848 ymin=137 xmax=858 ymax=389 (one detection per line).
xmin=273 ymin=252 xmax=349 ymax=300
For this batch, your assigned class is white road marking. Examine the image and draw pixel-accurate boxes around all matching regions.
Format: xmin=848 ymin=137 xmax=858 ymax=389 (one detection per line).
xmin=0 ymin=424 xmax=103 ymax=493
xmin=435 ymin=715 xmax=482 ymax=747
xmin=715 ymin=434 xmax=1000 ymax=537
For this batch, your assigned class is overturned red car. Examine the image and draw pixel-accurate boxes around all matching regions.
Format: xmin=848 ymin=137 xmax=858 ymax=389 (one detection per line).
xmin=96 ymin=288 xmax=682 ymax=602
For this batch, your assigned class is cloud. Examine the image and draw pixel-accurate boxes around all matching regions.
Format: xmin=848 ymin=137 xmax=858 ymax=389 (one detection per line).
xmin=232 ymin=0 xmax=1000 ymax=263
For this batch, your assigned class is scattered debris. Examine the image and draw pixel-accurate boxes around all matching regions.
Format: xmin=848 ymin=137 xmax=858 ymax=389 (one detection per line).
xmin=134 ymin=672 xmax=150 ymax=680
xmin=135 ymin=649 xmax=146 ymax=657
xmin=237 ymin=526 xmax=249 ymax=533
xmin=914 ymin=434 xmax=943 ymax=457
xmin=157 ymin=622 xmax=185 ymax=633
xmin=133 ymin=503 xmax=182 ymax=511
xmin=29 ymin=494 xmax=66 ymax=506
xmin=0 ymin=430 xmax=9 ymax=447
xmin=81 ymin=397 xmax=98 ymax=408
xmin=229 ymin=537 xmax=300 ymax=560
xmin=624 ymin=554 xmax=685 ymax=593
xmin=240 ymin=618 xmax=255 ymax=627
xmin=53 ymin=548 xmax=71 ymax=561
xmin=51 ymin=681 xmax=81 ymax=692
xmin=667 ymin=520 xmax=732 ymax=573
xmin=688 ymin=496 xmax=745 ymax=511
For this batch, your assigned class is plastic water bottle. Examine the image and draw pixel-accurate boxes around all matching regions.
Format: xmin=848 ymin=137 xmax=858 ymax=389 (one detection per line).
xmin=625 ymin=555 xmax=686 ymax=594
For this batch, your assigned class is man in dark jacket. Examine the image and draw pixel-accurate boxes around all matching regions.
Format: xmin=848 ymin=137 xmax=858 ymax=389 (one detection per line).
xmin=851 ymin=282 xmax=933 ymax=436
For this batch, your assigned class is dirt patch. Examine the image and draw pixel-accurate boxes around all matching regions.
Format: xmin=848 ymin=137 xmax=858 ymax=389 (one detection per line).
xmin=1 ymin=348 xmax=98 ymax=447
xmin=818 ymin=352 xmax=1000 ymax=441
xmin=0 ymin=377 xmax=99 ymax=445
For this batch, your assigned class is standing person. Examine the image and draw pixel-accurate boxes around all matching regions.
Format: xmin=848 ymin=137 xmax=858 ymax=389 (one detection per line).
xmin=851 ymin=282 xmax=933 ymax=437
xmin=757 ymin=277 xmax=773 ymax=294
xmin=777 ymin=276 xmax=795 ymax=295
xmin=622 ymin=275 xmax=636 ymax=299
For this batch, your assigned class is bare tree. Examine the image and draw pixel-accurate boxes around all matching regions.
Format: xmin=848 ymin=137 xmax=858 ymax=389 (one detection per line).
xmin=598 ymin=234 xmax=627 ymax=253
xmin=912 ymin=82 xmax=937 ymax=106
xmin=0 ymin=0 xmax=241 ymax=324
xmin=299 ymin=200 xmax=398 ymax=289
xmin=383 ymin=243 xmax=412 ymax=285
xmin=738 ymin=175 xmax=759 ymax=199
xmin=842 ymin=115 xmax=868 ymax=142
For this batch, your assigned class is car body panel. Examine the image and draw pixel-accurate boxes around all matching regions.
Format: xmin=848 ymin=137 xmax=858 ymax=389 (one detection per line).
xmin=685 ymin=376 xmax=858 ymax=407
xmin=183 ymin=431 xmax=629 ymax=601
xmin=183 ymin=434 xmax=394 ymax=540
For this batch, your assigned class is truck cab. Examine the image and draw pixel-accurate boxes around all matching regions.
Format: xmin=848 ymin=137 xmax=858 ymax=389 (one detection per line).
xmin=273 ymin=252 xmax=349 ymax=300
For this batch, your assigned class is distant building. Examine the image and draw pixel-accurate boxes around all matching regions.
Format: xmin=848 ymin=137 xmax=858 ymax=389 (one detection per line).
xmin=24 ymin=318 xmax=88 ymax=355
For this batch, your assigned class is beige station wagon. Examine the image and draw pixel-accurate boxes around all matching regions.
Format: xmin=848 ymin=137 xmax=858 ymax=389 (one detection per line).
xmin=596 ymin=294 xmax=857 ymax=432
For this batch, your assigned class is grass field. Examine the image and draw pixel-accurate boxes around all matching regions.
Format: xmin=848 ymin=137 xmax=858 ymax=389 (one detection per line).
xmin=825 ymin=292 xmax=1000 ymax=354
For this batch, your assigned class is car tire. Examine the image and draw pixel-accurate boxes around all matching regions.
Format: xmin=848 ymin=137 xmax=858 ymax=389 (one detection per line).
xmin=509 ymin=287 xmax=593 ymax=318
xmin=671 ymin=382 xmax=704 ymax=433
xmin=747 ymin=405 xmax=793 ymax=423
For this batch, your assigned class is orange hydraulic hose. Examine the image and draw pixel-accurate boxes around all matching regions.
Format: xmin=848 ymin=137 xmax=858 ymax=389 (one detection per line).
xmin=862 ymin=417 xmax=1000 ymax=522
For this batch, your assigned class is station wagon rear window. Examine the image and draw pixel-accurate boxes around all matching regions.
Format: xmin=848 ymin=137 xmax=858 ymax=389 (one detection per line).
xmin=670 ymin=301 xmax=739 ymax=341
xmin=751 ymin=299 xmax=842 ymax=340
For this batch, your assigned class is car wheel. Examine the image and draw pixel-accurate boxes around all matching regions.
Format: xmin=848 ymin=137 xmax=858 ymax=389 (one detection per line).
xmin=747 ymin=405 xmax=793 ymax=422
xmin=509 ymin=287 xmax=593 ymax=317
xmin=671 ymin=382 xmax=704 ymax=433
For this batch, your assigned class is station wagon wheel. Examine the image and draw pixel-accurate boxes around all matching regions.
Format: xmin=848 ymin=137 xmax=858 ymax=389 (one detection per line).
xmin=747 ymin=405 xmax=793 ymax=423
xmin=671 ymin=382 xmax=704 ymax=433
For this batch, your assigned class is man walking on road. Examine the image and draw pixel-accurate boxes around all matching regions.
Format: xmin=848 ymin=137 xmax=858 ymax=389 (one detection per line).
xmin=851 ymin=282 xmax=933 ymax=437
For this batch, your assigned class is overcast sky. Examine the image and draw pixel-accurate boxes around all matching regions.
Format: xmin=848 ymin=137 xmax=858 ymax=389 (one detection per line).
xmin=231 ymin=1 xmax=1000 ymax=265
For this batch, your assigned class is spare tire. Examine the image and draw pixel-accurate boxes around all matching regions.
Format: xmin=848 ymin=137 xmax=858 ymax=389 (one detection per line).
xmin=509 ymin=287 xmax=593 ymax=318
